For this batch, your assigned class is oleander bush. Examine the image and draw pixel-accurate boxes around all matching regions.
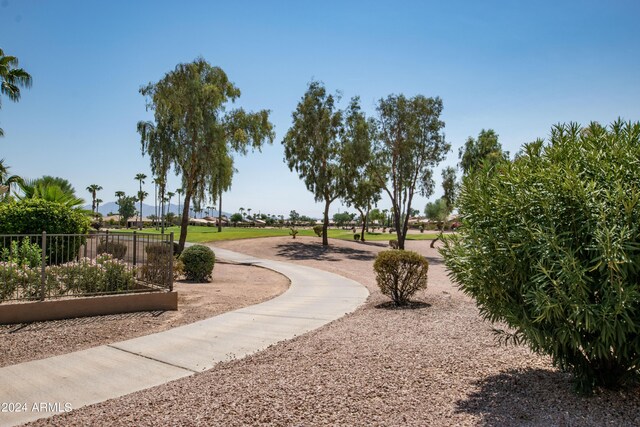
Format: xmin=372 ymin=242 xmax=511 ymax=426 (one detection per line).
xmin=354 ymin=233 xmax=360 ymax=241
xmin=441 ymin=121 xmax=640 ymax=394
xmin=180 ymin=245 xmax=215 ymax=282
xmin=313 ymin=225 xmax=324 ymax=237
xmin=96 ymin=240 xmax=127 ymax=260
xmin=0 ymin=238 xmax=42 ymax=268
xmin=374 ymin=250 xmax=429 ymax=306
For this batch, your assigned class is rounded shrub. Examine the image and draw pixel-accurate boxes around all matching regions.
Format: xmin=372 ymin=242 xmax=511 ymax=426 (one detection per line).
xmin=353 ymin=233 xmax=360 ymax=241
xmin=0 ymin=199 xmax=90 ymax=264
xmin=441 ymin=121 xmax=640 ymax=393
xmin=374 ymin=250 xmax=428 ymax=306
xmin=313 ymin=224 xmax=324 ymax=237
xmin=97 ymin=240 xmax=127 ymax=259
xmin=179 ymin=245 xmax=215 ymax=282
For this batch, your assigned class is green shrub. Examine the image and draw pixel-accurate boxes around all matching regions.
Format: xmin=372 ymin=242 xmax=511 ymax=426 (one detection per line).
xmin=374 ymin=250 xmax=428 ymax=306
xmin=142 ymin=243 xmax=174 ymax=286
xmin=96 ymin=240 xmax=127 ymax=260
xmin=354 ymin=233 xmax=360 ymax=241
xmin=0 ymin=238 xmax=42 ymax=268
xmin=313 ymin=224 xmax=324 ymax=237
xmin=441 ymin=121 xmax=640 ymax=394
xmin=389 ymin=239 xmax=398 ymax=249
xmin=180 ymin=245 xmax=215 ymax=282
xmin=0 ymin=199 xmax=90 ymax=264
xmin=289 ymin=227 xmax=298 ymax=239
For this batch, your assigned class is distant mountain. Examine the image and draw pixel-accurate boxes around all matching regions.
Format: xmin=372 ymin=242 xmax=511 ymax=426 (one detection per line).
xmin=85 ymin=202 xmax=230 ymax=218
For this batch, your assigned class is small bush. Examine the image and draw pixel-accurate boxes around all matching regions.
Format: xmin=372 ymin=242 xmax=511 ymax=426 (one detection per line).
xmin=313 ymin=225 xmax=323 ymax=237
xmin=142 ymin=243 xmax=174 ymax=286
xmin=97 ymin=240 xmax=127 ymax=260
xmin=289 ymin=228 xmax=298 ymax=239
xmin=354 ymin=233 xmax=360 ymax=241
xmin=389 ymin=239 xmax=398 ymax=249
xmin=419 ymin=225 xmax=424 ymax=233
xmin=389 ymin=228 xmax=395 ymax=234
xmin=180 ymin=245 xmax=215 ymax=282
xmin=1 ymin=238 xmax=42 ymax=268
xmin=374 ymin=250 xmax=429 ymax=306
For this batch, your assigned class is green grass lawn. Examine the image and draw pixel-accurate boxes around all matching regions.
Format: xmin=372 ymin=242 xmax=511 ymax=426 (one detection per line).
xmin=110 ymin=226 xmax=441 ymax=243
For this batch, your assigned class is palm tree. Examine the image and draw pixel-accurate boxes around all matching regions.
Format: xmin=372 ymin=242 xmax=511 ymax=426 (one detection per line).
xmin=239 ymin=207 xmax=245 ymax=219
xmin=134 ymin=173 xmax=147 ymax=229
xmin=0 ymin=48 xmax=32 ymax=137
xmin=166 ymin=191 xmax=175 ymax=214
xmin=247 ymin=208 xmax=252 ymax=220
xmin=18 ymin=176 xmax=84 ymax=209
xmin=86 ymin=184 xmax=102 ymax=215
xmin=95 ymin=198 xmax=103 ymax=213
xmin=137 ymin=190 xmax=148 ymax=228
xmin=176 ymin=188 xmax=183 ymax=217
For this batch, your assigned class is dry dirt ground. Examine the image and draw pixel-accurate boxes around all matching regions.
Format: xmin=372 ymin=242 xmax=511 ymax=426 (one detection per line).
xmin=24 ymin=236 xmax=640 ymax=426
xmin=0 ymin=261 xmax=289 ymax=367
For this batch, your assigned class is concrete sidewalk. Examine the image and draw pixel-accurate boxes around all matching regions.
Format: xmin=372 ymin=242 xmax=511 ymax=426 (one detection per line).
xmin=0 ymin=246 xmax=369 ymax=427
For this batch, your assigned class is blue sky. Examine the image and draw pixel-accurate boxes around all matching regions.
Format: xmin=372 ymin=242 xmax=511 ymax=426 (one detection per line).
xmin=1 ymin=0 xmax=639 ymax=217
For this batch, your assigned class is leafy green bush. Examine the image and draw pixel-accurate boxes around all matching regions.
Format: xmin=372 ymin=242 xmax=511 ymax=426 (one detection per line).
xmin=374 ymin=250 xmax=429 ymax=306
xmin=354 ymin=233 xmax=360 ymax=240
xmin=289 ymin=227 xmax=298 ymax=239
xmin=180 ymin=245 xmax=215 ymax=282
xmin=0 ymin=199 xmax=90 ymax=264
xmin=441 ymin=121 xmax=640 ymax=393
xmin=96 ymin=240 xmax=127 ymax=260
xmin=389 ymin=239 xmax=398 ymax=249
xmin=1 ymin=238 xmax=42 ymax=268
xmin=313 ymin=225 xmax=324 ymax=237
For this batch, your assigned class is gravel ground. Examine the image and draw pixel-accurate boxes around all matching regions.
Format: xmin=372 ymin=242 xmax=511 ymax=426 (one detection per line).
xmin=1 ymin=261 xmax=289 ymax=367
xmin=26 ymin=236 xmax=640 ymax=426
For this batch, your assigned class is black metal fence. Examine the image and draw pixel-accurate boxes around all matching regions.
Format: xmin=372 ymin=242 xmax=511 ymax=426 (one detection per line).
xmin=0 ymin=231 xmax=174 ymax=303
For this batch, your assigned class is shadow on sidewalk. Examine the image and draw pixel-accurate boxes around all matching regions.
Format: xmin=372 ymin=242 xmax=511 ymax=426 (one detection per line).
xmin=275 ymin=241 xmax=376 ymax=262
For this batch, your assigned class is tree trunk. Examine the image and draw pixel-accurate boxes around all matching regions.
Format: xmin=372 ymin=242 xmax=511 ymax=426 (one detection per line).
xmin=178 ymin=185 xmax=193 ymax=253
xmin=217 ymin=189 xmax=223 ymax=232
xmin=322 ymin=198 xmax=330 ymax=246
xmin=357 ymin=207 xmax=366 ymax=242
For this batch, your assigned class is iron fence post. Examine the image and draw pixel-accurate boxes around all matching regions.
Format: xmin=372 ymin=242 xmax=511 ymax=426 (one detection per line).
xmin=169 ymin=232 xmax=174 ymax=291
xmin=132 ymin=231 xmax=137 ymax=266
xmin=40 ymin=231 xmax=46 ymax=301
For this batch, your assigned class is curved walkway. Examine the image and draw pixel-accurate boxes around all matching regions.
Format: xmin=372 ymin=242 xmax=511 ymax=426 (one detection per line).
xmin=0 ymin=246 xmax=369 ymax=427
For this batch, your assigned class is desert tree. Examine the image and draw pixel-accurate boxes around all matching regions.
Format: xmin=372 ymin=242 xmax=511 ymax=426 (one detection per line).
xmin=341 ymin=100 xmax=381 ymax=241
xmin=458 ymin=129 xmax=508 ymax=176
xmin=283 ymin=81 xmax=369 ymax=245
xmin=370 ymin=94 xmax=450 ymax=249
xmin=139 ymin=58 xmax=274 ymax=251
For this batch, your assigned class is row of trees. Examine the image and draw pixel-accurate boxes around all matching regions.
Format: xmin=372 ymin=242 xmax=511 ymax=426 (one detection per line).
xmin=283 ymin=82 xmax=450 ymax=248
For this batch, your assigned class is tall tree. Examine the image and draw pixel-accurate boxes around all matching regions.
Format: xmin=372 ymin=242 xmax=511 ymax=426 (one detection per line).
xmin=458 ymin=129 xmax=508 ymax=175
xmin=134 ymin=173 xmax=147 ymax=229
xmin=370 ymin=94 xmax=450 ymax=249
xmin=95 ymin=198 xmax=102 ymax=213
xmin=441 ymin=166 xmax=457 ymax=212
xmin=341 ymin=100 xmax=381 ymax=241
xmin=176 ymin=188 xmax=183 ymax=218
xmin=0 ymin=48 xmax=32 ymax=137
xmin=116 ymin=194 xmax=136 ymax=227
xmin=139 ymin=58 xmax=274 ymax=251
xmin=86 ymin=184 xmax=102 ymax=215
xmin=283 ymin=81 xmax=367 ymax=245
